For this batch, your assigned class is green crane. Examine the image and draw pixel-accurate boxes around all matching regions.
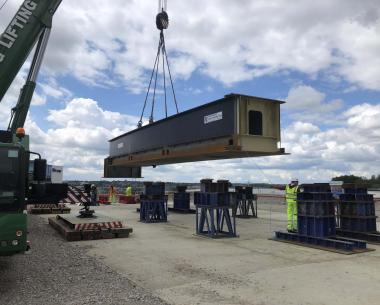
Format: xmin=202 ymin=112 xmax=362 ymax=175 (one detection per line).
xmin=0 ymin=0 xmax=62 ymax=256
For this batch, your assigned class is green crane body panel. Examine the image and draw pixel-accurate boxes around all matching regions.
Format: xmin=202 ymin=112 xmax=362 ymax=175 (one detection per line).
xmin=0 ymin=0 xmax=62 ymax=102
xmin=0 ymin=143 xmax=29 ymax=256
xmin=0 ymin=213 xmax=27 ymax=256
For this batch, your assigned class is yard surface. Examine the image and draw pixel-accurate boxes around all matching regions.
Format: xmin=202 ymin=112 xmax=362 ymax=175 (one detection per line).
xmin=1 ymin=198 xmax=380 ymax=305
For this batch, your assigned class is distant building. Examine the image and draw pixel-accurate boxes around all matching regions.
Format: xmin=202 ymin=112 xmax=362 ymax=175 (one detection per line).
xmin=28 ymin=161 xmax=63 ymax=184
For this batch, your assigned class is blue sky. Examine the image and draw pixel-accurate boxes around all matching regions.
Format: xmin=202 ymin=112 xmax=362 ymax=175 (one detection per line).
xmin=1 ymin=0 xmax=379 ymax=183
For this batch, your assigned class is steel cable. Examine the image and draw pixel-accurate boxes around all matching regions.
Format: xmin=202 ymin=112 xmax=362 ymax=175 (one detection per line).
xmin=138 ymin=39 xmax=162 ymax=127
xmin=162 ymin=35 xmax=179 ymax=114
xmin=138 ymin=22 xmax=179 ymax=127
xmin=162 ymin=42 xmax=167 ymax=117
xmin=150 ymin=37 xmax=161 ymax=123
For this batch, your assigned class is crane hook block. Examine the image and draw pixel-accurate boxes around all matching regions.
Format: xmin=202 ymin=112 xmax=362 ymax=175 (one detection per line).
xmin=156 ymin=11 xmax=169 ymax=30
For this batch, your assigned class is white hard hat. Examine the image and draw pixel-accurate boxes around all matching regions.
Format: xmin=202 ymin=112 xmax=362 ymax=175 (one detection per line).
xmin=291 ymin=178 xmax=299 ymax=182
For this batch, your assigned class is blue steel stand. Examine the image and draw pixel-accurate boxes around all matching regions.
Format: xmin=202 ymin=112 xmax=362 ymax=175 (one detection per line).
xmin=170 ymin=192 xmax=195 ymax=213
xmin=235 ymin=198 xmax=257 ymax=218
xmin=196 ymin=205 xmax=237 ymax=238
xmin=140 ymin=199 xmax=168 ymax=223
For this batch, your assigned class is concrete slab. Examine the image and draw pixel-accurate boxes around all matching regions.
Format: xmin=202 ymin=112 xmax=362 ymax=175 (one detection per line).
xmin=39 ymin=201 xmax=380 ymax=305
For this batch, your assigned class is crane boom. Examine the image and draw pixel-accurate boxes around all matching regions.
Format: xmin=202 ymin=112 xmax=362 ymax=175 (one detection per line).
xmin=7 ymin=27 xmax=51 ymax=133
xmin=0 ymin=0 xmax=62 ymax=104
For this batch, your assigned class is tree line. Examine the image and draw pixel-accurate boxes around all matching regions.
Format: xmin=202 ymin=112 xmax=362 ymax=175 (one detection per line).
xmin=332 ymin=175 xmax=380 ymax=189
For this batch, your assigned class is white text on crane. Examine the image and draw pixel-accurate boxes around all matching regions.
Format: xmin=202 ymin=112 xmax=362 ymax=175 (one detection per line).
xmin=0 ymin=1 xmax=37 ymax=63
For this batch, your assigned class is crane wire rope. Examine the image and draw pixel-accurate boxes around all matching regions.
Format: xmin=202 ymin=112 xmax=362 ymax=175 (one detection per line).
xmin=251 ymin=160 xmax=275 ymax=233
xmin=162 ymin=38 xmax=179 ymax=113
xmin=162 ymin=40 xmax=167 ymax=117
xmin=241 ymin=150 xmax=281 ymax=234
xmin=138 ymin=0 xmax=178 ymax=128
xmin=150 ymin=40 xmax=161 ymax=124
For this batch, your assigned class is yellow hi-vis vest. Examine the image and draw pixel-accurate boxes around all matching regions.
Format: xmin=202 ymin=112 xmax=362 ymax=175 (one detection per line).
xmin=285 ymin=185 xmax=298 ymax=204
xmin=125 ymin=186 xmax=132 ymax=196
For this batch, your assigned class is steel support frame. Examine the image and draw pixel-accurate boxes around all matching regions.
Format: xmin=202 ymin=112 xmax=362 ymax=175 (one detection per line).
xmin=140 ymin=200 xmax=168 ymax=223
xmin=234 ymin=199 xmax=257 ymax=218
xmin=196 ymin=205 xmax=237 ymax=238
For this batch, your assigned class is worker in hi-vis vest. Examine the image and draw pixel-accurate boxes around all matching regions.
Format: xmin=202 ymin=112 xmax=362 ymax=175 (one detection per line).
xmin=108 ymin=185 xmax=117 ymax=204
xmin=285 ymin=178 xmax=299 ymax=232
xmin=125 ymin=184 xmax=132 ymax=196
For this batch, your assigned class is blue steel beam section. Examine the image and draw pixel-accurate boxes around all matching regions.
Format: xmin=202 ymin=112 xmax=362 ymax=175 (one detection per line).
xmin=274 ymin=231 xmax=356 ymax=252
xmin=330 ymin=236 xmax=367 ymax=249
xmin=336 ymin=229 xmax=380 ymax=244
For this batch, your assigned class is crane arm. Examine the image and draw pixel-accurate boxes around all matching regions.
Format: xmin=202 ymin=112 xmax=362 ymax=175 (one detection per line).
xmin=0 ymin=0 xmax=62 ymax=131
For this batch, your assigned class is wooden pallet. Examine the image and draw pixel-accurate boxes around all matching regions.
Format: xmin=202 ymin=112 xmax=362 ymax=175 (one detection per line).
xmin=48 ymin=216 xmax=133 ymax=241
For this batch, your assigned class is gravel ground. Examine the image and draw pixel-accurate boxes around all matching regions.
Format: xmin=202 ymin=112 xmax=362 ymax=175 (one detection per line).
xmin=0 ymin=215 xmax=169 ymax=305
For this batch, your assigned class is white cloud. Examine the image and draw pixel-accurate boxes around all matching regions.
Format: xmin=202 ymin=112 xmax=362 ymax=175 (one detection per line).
xmin=277 ymin=101 xmax=380 ymax=181
xmin=286 ymin=85 xmax=325 ymax=109
xmin=169 ymin=54 xmax=199 ymax=80
xmin=2 ymin=0 xmax=380 ymax=92
xmin=334 ymin=21 xmax=380 ymax=90
xmin=39 ymin=79 xmax=72 ymax=100
xmin=0 ymin=67 xmax=44 ymax=129
xmin=26 ymin=98 xmax=140 ymax=180
xmin=0 ymin=65 xmax=73 ymax=130
xmin=286 ymin=85 xmax=343 ymax=111
xmin=344 ymin=103 xmax=380 ymax=132
xmin=284 ymin=85 xmax=344 ymax=124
